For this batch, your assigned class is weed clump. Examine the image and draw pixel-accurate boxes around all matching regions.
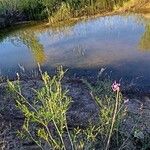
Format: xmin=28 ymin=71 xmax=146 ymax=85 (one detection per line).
xmin=8 ymin=67 xmax=126 ymax=149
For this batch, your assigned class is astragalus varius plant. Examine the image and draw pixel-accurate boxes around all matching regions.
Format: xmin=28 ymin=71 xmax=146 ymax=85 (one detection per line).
xmin=8 ymin=66 xmax=126 ymax=150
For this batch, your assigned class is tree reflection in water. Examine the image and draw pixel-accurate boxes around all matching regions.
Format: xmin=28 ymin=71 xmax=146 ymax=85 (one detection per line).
xmin=139 ymin=24 xmax=150 ymax=51
xmin=17 ymin=31 xmax=46 ymax=64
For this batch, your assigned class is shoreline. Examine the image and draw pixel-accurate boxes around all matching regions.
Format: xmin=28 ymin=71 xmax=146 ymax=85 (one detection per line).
xmin=0 ymin=5 xmax=149 ymax=30
xmin=1 ymin=75 xmax=150 ymax=98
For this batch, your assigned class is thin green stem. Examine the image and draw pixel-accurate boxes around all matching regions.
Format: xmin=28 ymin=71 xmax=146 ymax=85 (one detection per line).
xmin=53 ymin=120 xmax=66 ymax=150
xmin=14 ymin=88 xmax=38 ymax=113
xmin=65 ymin=121 xmax=74 ymax=150
xmin=44 ymin=124 xmax=59 ymax=149
xmin=25 ymin=128 xmax=44 ymax=150
xmin=105 ymin=91 xmax=119 ymax=150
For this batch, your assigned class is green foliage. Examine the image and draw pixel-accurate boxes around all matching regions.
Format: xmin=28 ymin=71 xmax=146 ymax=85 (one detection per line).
xmin=8 ymin=66 xmax=72 ymax=149
xmin=51 ymin=2 xmax=71 ymax=23
xmin=0 ymin=0 xmax=130 ymax=23
xmin=0 ymin=0 xmax=20 ymax=14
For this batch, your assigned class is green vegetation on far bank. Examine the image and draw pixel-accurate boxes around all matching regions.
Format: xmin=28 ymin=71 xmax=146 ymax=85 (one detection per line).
xmin=0 ymin=0 xmax=128 ymax=17
xmin=0 ymin=0 xmax=139 ymax=27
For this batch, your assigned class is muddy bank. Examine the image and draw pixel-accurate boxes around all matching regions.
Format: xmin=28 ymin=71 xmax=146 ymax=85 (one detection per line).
xmin=0 ymin=79 xmax=150 ymax=149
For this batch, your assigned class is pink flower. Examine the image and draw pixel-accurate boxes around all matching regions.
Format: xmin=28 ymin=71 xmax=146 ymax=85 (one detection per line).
xmin=111 ymin=81 xmax=120 ymax=92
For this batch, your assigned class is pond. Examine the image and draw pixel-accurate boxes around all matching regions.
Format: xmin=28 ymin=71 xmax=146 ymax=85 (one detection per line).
xmin=0 ymin=13 xmax=150 ymax=87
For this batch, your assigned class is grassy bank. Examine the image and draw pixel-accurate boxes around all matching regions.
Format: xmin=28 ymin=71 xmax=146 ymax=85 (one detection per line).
xmin=0 ymin=0 xmax=149 ymax=28
xmin=0 ymin=0 xmax=136 ymax=26
xmin=114 ymin=0 xmax=150 ymax=13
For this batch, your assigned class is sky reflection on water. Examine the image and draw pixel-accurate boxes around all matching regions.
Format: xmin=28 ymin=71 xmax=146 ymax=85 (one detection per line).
xmin=0 ymin=14 xmax=150 ymax=85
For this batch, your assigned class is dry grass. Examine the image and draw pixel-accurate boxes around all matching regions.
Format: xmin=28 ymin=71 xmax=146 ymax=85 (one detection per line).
xmin=114 ymin=0 xmax=150 ymax=13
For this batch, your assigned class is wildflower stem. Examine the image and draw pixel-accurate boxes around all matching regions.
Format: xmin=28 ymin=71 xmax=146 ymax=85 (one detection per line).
xmin=105 ymin=90 xmax=119 ymax=150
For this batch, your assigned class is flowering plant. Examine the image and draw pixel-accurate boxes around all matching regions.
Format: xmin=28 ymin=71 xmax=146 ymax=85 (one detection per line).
xmin=111 ymin=81 xmax=120 ymax=92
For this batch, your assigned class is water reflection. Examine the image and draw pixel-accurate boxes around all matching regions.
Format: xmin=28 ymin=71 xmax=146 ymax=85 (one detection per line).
xmin=139 ymin=14 xmax=150 ymax=51
xmin=0 ymin=28 xmax=46 ymax=64
xmin=0 ymin=21 xmax=79 ymax=65
xmin=0 ymin=13 xmax=150 ymax=85
xmin=15 ymin=31 xmax=46 ymax=64
xmin=139 ymin=24 xmax=150 ymax=50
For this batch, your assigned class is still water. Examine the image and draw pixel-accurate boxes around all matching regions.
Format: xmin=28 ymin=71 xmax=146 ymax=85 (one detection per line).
xmin=0 ymin=13 xmax=150 ymax=85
